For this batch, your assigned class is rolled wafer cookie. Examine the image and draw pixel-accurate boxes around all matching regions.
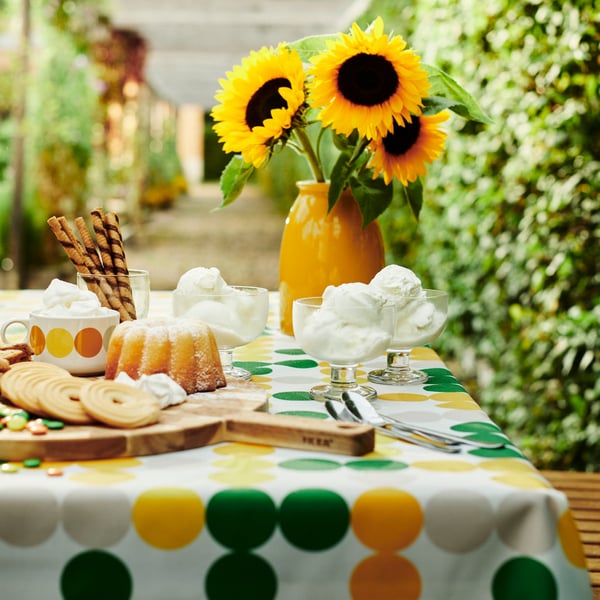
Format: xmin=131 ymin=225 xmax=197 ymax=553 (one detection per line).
xmin=90 ymin=209 xmax=115 ymax=278
xmin=56 ymin=217 xmax=130 ymax=321
xmin=75 ymin=216 xmax=103 ymax=273
xmin=104 ymin=212 xmax=136 ymax=319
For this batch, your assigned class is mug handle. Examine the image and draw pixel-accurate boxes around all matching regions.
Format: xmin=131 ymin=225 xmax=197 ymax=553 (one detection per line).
xmin=0 ymin=319 xmax=30 ymax=345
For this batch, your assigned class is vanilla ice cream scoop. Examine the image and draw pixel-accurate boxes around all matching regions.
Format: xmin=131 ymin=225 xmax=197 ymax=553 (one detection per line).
xmin=369 ymin=265 xmax=424 ymax=307
xmin=293 ymin=283 xmax=393 ymax=365
xmin=40 ymin=279 xmax=114 ymax=317
xmin=175 ymin=267 xmax=228 ymax=295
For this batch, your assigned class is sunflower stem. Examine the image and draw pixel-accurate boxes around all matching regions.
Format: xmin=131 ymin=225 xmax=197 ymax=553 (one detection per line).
xmin=294 ymin=128 xmax=325 ymax=182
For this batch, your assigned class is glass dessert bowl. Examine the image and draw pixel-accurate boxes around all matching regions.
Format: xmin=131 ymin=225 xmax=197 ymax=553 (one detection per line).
xmin=292 ymin=284 xmax=394 ymax=402
xmin=173 ymin=285 xmax=269 ymax=380
xmin=367 ymin=289 xmax=448 ymax=385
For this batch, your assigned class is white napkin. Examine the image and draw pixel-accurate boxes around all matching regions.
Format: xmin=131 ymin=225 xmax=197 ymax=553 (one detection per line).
xmin=115 ymin=372 xmax=187 ymax=409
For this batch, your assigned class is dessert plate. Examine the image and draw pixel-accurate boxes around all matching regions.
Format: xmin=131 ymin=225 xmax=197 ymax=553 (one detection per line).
xmin=0 ymin=381 xmax=374 ymax=460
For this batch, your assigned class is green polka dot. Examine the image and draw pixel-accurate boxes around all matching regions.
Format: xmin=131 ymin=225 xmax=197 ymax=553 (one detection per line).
xmin=492 ymin=557 xmax=557 ymax=600
xmin=279 ymin=489 xmax=349 ymax=551
xmin=206 ymin=489 xmax=277 ymax=550
xmin=422 ymin=368 xmax=459 ymax=380
xmin=469 ymin=446 xmax=523 ymax=459
xmin=205 ymin=553 xmax=277 ymax=600
xmin=275 ymin=359 xmax=319 ymax=369
xmin=61 ymin=550 xmax=132 ymax=600
xmin=276 ymin=410 xmax=327 ymax=419
xmin=275 ymin=348 xmax=306 ymax=355
xmin=272 ymin=391 xmax=312 ymax=401
xmin=424 ymin=383 xmax=468 ymax=392
xmin=232 ymin=361 xmax=272 ymax=375
xmin=279 ymin=458 xmax=342 ymax=471
xmin=452 ymin=422 xmax=503 ymax=433
xmin=346 ymin=459 xmax=409 ymax=471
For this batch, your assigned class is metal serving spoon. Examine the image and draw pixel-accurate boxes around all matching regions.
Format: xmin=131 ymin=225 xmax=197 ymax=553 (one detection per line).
xmin=342 ymin=391 xmax=506 ymax=450
xmin=325 ymin=399 xmax=461 ymax=454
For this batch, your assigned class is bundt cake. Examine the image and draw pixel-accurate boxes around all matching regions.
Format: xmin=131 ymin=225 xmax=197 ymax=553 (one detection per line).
xmin=105 ymin=318 xmax=226 ymax=394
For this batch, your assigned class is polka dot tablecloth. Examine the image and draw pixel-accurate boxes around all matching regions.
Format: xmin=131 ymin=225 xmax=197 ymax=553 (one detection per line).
xmin=0 ymin=290 xmax=592 ymax=600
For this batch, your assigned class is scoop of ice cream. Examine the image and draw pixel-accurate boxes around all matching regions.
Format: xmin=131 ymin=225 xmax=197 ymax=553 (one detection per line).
xmin=295 ymin=283 xmax=392 ymax=364
xmin=40 ymin=279 xmax=113 ymax=317
xmin=175 ymin=267 xmax=228 ymax=294
xmin=369 ymin=265 xmax=424 ymax=307
xmin=181 ymin=299 xmax=246 ymax=347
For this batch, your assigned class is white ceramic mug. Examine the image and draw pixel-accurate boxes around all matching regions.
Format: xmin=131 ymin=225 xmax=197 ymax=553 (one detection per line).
xmin=0 ymin=309 xmax=120 ymax=375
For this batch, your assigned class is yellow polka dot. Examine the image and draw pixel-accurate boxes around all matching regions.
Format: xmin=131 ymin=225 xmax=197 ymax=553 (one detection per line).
xmin=430 ymin=392 xmax=480 ymax=410
xmin=352 ymin=488 xmax=423 ymax=551
xmin=351 ymin=553 xmax=421 ymax=599
xmin=492 ymin=473 xmax=552 ymax=489
xmin=46 ymin=327 xmax=73 ymax=358
xmin=133 ymin=487 xmax=204 ymax=549
xmin=557 ymin=509 xmax=587 ymax=569
xmin=479 ymin=459 xmax=538 ymax=474
xmin=212 ymin=443 xmax=274 ymax=456
xmin=70 ymin=471 xmax=137 ymax=485
xmin=410 ymin=347 xmax=439 ymax=361
xmin=29 ymin=325 xmax=46 ymax=354
xmin=412 ymin=461 xmax=477 ymax=472
xmin=378 ymin=393 xmax=428 ymax=402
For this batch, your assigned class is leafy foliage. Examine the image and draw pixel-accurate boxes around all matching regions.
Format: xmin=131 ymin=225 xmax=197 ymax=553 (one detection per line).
xmin=372 ymin=0 xmax=599 ymax=470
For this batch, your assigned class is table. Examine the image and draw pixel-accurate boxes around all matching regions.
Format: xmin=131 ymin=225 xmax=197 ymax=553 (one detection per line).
xmin=0 ymin=290 xmax=593 ymax=600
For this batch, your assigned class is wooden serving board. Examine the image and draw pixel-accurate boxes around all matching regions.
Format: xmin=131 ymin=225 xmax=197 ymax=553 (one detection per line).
xmin=0 ymin=381 xmax=374 ymax=461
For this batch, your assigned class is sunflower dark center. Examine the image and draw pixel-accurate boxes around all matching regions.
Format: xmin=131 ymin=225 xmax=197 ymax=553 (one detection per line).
xmin=383 ymin=118 xmax=421 ymax=155
xmin=245 ymin=77 xmax=291 ymax=129
xmin=337 ymin=53 xmax=399 ymax=107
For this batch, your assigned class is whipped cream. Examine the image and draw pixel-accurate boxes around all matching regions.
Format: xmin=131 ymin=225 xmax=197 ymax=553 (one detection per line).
xmin=294 ymin=283 xmax=392 ymax=364
xmin=39 ymin=279 xmax=115 ymax=317
xmin=173 ymin=267 xmax=268 ymax=348
xmin=115 ymin=372 xmax=187 ymax=408
xmin=369 ymin=265 xmax=446 ymax=348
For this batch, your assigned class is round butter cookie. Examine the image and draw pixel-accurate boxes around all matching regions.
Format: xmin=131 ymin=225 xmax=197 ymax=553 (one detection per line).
xmin=38 ymin=376 xmax=96 ymax=425
xmin=0 ymin=362 xmax=70 ymax=415
xmin=80 ymin=380 xmax=161 ymax=429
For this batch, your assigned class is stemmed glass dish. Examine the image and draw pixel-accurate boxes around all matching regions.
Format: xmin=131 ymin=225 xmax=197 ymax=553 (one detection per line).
xmin=292 ymin=294 xmax=394 ymax=402
xmin=173 ymin=286 xmax=269 ymax=380
xmin=367 ymin=289 xmax=448 ymax=385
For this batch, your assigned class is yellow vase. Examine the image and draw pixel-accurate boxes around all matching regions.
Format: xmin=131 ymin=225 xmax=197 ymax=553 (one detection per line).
xmin=279 ymin=181 xmax=385 ymax=336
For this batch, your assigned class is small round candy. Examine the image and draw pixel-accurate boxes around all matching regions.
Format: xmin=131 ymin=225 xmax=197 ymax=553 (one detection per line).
xmin=1 ymin=463 xmax=19 ymax=474
xmin=6 ymin=414 xmax=28 ymax=431
xmin=23 ymin=458 xmax=42 ymax=468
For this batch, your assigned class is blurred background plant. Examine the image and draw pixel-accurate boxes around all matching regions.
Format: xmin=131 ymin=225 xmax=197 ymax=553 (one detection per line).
xmin=0 ymin=0 xmax=597 ymax=470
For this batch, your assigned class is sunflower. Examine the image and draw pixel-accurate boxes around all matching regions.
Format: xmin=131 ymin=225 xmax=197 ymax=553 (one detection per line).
xmin=367 ymin=111 xmax=450 ymax=186
xmin=307 ymin=17 xmax=430 ymax=140
xmin=211 ymin=45 xmax=306 ymax=168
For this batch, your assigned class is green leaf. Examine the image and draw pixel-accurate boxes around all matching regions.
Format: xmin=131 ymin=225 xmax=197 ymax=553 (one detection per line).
xmin=397 ymin=178 xmax=423 ymax=220
xmin=349 ymin=174 xmax=393 ymax=227
xmin=328 ymin=150 xmax=354 ymax=211
xmin=217 ymin=155 xmax=255 ymax=208
xmin=285 ymin=34 xmax=338 ymax=62
xmin=423 ymin=65 xmax=493 ymax=124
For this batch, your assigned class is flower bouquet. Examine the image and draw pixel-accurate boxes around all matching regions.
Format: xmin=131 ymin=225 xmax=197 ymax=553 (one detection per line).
xmin=211 ymin=17 xmax=490 ymax=226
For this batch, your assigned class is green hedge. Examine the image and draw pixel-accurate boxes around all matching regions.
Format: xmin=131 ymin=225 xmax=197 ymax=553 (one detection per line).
xmin=371 ymin=0 xmax=599 ymax=470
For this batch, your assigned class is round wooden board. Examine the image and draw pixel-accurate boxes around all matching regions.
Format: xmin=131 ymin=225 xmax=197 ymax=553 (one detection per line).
xmin=0 ymin=380 xmax=270 ymax=462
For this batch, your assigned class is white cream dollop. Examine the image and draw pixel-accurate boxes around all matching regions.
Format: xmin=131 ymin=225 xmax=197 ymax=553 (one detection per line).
xmin=295 ymin=283 xmax=392 ymax=365
xmin=40 ymin=279 xmax=114 ymax=317
xmin=115 ymin=372 xmax=187 ymax=408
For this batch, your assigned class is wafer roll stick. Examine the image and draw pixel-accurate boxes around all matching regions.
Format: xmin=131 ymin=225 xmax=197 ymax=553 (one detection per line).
xmin=90 ymin=208 xmax=115 ymax=277
xmin=74 ymin=216 xmax=103 ymax=273
xmin=104 ymin=212 xmax=137 ymax=319
xmin=55 ymin=217 xmax=131 ymax=320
